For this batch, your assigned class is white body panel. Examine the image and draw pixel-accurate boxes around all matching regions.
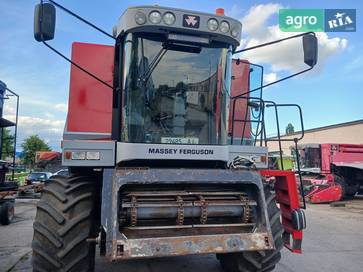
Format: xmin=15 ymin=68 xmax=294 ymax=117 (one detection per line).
xmin=62 ymin=140 xmax=268 ymax=169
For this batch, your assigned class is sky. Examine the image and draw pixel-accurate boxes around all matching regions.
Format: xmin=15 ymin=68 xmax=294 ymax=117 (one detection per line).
xmin=0 ymin=0 xmax=362 ymax=150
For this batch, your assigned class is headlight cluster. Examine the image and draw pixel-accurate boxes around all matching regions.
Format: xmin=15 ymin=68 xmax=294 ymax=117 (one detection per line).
xmin=135 ymin=10 xmax=176 ymax=26
xmin=207 ymin=18 xmax=239 ymax=38
xmin=134 ymin=10 xmax=239 ymax=39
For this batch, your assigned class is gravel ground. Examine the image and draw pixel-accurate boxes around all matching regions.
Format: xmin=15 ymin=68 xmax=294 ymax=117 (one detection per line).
xmin=1 ymin=197 xmax=363 ymax=272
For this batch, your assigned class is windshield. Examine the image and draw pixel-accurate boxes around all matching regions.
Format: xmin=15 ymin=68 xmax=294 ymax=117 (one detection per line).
xmin=299 ymin=147 xmax=321 ymax=169
xmin=121 ymin=32 xmax=232 ymax=145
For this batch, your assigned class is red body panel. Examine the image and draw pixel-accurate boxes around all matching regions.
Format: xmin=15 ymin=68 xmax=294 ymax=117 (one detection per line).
xmin=229 ymin=60 xmax=250 ymax=138
xmin=320 ymin=144 xmax=331 ymax=173
xmin=67 ymin=42 xmax=114 ymax=136
xmin=306 ymin=184 xmax=342 ymax=203
xmin=320 ymin=143 xmax=363 ymax=173
xmin=330 ymin=144 xmax=363 ymax=165
xmin=260 ymin=170 xmax=303 ymax=253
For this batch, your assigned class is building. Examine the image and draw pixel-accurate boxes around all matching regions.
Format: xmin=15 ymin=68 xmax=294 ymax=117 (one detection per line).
xmin=268 ymin=119 xmax=363 ymax=155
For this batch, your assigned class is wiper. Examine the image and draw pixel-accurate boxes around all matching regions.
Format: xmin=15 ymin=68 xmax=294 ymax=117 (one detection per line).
xmin=138 ymin=42 xmax=201 ymax=85
xmin=138 ymin=46 xmax=167 ymax=85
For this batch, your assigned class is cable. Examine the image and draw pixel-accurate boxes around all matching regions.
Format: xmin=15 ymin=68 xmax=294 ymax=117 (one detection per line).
xmin=43 ymin=41 xmax=113 ymax=89
xmin=39 ymin=0 xmax=114 ymax=90
xmin=46 ymin=0 xmax=115 ymax=40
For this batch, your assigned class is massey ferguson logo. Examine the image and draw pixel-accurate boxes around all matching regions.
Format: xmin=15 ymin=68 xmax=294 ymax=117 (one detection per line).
xmin=185 ymin=16 xmax=197 ymax=26
xmin=183 ymin=14 xmax=200 ymax=28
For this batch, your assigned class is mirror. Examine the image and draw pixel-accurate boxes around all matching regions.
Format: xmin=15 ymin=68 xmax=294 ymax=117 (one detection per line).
xmin=233 ymin=32 xmax=319 ymax=95
xmin=34 ymin=3 xmax=56 ymax=42
xmin=303 ymin=34 xmax=318 ymax=67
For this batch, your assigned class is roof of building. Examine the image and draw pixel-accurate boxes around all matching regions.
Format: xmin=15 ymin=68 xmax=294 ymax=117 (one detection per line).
xmin=271 ymin=119 xmax=363 ymax=139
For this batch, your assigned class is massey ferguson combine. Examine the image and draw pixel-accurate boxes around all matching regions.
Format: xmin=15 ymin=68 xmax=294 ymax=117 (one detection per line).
xmin=32 ymin=1 xmax=317 ymax=271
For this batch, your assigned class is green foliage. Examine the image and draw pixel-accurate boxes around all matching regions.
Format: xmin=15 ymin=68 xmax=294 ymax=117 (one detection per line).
xmin=21 ymin=135 xmax=51 ymax=167
xmin=1 ymin=128 xmax=14 ymax=160
xmin=285 ymin=123 xmax=295 ymax=135
xmin=6 ymin=171 xmax=29 ymax=186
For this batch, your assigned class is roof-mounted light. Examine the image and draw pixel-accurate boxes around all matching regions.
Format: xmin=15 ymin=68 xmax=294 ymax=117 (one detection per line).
xmin=231 ymin=27 xmax=239 ymax=38
xmin=220 ymin=21 xmax=230 ymax=33
xmin=149 ymin=10 xmax=162 ymax=24
xmin=207 ymin=18 xmax=219 ymax=31
xmin=135 ymin=11 xmax=147 ymax=25
xmin=163 ymin=12 xmax=176 ymax=25
xmin=216 ymin=8 xmax=225 ymax=16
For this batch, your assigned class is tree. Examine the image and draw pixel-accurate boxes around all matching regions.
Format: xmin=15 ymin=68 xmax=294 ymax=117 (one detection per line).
xmin=285 ymin=123 xmax=295 ymax=135
xmin=21 ymin=135 xmax=51 ymax=167
xmin=1 ymin=128 xmax=14 ymax=160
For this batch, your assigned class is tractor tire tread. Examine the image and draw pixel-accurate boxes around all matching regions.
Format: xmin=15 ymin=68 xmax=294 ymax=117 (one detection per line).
xmin=218 ymin=188 xmax=284 ymax=272
xmin=32 ymin=175 xmax=97 ymax=272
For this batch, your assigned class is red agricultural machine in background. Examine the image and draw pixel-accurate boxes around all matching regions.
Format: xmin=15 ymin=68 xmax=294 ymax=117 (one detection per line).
xmin=31 ymin=1 xmax=317 ymax=271
xmin=297 ymin=143 xmax=363 ymax=203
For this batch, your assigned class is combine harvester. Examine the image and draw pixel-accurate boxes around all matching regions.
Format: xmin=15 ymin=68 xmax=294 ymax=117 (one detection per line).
xmin=32 ymin=1 xmax=317 ymax=271
xmin=297 ymin=143 xmax=363 ymax=203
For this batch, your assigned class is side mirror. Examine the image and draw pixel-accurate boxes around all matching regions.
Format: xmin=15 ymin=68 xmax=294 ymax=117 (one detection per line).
xmin=34 ymin=3 xmax=56 ymax=42
xmin=303 ymin=35 xmax=318 ymax=67
xmin=233 ymin=32 xmax=319 ymax=97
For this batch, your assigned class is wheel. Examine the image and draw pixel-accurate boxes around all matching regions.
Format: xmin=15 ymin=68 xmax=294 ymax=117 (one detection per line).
xmin=334 ymin=175 xmax=358 ymax=199
xmin=32 ymin=175 xmax=99 ymax=272
xmin=217 ymin=188 xmax=284 ymax=272
xmin=0 ymin=200 xmax=15 ymax=225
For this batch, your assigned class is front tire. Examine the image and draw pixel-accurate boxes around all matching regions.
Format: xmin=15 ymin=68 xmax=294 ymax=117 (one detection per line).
xmin=32 ymin=175 xmax=99 ymax=272
xmin=217 ymin=188 xmax=284 ymax=272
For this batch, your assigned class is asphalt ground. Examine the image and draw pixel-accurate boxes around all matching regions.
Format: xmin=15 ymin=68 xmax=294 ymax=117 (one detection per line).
xmin=1 ymin=197 xmax=363 ymax=272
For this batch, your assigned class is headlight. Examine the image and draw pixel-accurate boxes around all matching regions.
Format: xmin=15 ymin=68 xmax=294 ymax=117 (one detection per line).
xmin=71 ymin=151 xmax=86 ymax=160
xmin=220 ymin=21 xmax=230 ymax=33
xmin=135 ymin=11 xmax=146 ymax=25
xmin=86 ymin=151 xmax=100 ymax=160
xmin=149 ymin=11 xmax=162 ymax=24
xmin=231 ymin=27 xmax=239 ymax=38
xmin=163 ymin=12 xmax=176 ymax=25
xmin=207 ymin=18 xmax=219 ymax=31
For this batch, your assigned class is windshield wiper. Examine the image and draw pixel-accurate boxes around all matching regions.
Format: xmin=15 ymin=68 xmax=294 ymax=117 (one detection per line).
xmin=138 ymin=41 xmax=201 ymax=85
xmin=139 ymin=46 xmax=167 ymax=85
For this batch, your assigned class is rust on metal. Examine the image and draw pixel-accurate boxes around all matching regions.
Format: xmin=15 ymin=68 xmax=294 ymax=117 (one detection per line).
xmin=113 ymin=232 xmax=274 ymax=259
xmin=198 ymin=195 xmax=208 ymax=224
xmin=176 ymin=196 xmax=184 ymax=225
xmin=130 ymin=196 xmax=137 ymax=227
xmin=103 ymin=168 xmax=273 ymax=262
xmin=120 ymin=190 xmax=255 ymax=227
